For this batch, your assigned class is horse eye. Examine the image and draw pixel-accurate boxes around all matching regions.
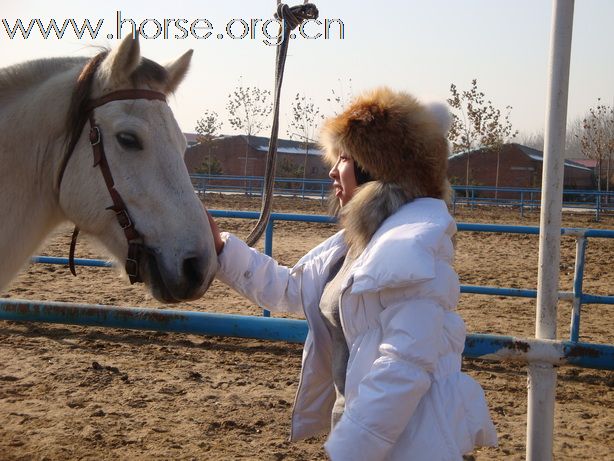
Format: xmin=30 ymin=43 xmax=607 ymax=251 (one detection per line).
xmin=116 ymin=132 xmax=143 ymax=150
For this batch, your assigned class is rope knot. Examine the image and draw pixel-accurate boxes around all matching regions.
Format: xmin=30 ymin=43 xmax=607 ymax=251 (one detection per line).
xmin=275 ymin=2 xmax=319 ymax=30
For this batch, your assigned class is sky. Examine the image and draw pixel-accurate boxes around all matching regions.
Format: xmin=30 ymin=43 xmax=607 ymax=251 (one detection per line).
xmin=2 ymin=0 xmax=613 ymax=140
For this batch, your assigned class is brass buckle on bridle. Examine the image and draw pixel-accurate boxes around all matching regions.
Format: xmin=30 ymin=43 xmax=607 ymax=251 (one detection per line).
xmin=125 ymin=258 xmax=139 ymax=278
xmin=89 ymin=126 xmax=102 ymax=146
xmin=115 ymin=209 xmax=133 ymax=230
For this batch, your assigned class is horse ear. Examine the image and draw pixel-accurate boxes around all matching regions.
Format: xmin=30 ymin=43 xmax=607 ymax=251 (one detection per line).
xmin=103 ymin=34 xmax=141 ymax=84
xmin=164 ymin=50 xmax=193 ymax=93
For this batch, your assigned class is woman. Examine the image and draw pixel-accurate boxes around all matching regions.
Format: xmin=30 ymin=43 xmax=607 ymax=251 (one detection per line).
xmin=208 ymin=87 xmax=497 ymax=460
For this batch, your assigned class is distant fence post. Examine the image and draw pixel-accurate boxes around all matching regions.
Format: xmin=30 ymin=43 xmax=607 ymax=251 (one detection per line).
xmin=264 ymin=218 xmax=274 ymax=257
xmin=452 ymin=188 xmax=457 ymax=214
xmin=570 ymin=236 xmax=587 ymax=342
xmin=263 ymin=218 xmax=274 ymax=318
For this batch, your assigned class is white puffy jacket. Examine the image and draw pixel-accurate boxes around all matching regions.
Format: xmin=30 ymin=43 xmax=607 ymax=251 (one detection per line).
xmin=216 ymin=198 xmax=497 ymax=460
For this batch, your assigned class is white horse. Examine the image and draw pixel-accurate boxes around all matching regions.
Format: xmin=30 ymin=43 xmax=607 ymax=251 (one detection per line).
xmin=0 ymin=35 xmax=217 ymax=303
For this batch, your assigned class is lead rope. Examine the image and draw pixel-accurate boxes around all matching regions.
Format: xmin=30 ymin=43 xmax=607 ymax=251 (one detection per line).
xmin=244 ymin=1 xmax=319 ymax=246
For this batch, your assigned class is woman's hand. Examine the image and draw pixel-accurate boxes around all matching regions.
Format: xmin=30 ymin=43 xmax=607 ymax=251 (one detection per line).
xmin=205 ymin=209 xmax=225 ymax=255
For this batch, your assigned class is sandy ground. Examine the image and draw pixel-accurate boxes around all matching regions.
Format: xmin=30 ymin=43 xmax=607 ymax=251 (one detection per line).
xmin=1 ymin=195 xmax=613 ymax=460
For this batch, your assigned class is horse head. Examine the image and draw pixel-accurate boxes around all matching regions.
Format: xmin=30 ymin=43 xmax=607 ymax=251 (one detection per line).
xmin=58 ymin=35 xmax=217 ymax=303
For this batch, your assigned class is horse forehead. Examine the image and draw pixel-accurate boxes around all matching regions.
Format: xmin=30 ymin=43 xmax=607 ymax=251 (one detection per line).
xmin=101 ymin=106 xmax=188 ymax=163
xmin=101 ymin=98 xmax=171 ymax=119
xmin=101 ymin=100 xmax=183 ymax=138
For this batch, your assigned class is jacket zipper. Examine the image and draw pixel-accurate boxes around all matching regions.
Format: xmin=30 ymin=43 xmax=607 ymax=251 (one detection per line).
xmin=290 ymin=248 xmax=352 ymax=441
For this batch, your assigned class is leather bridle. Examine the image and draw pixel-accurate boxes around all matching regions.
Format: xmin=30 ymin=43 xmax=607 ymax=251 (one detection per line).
xmin=57 ymin=89 xmax=167 ymax=284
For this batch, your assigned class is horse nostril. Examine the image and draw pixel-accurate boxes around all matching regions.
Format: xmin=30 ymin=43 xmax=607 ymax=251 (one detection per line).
xmin=182 ymin=256 xmax=205 ymax=287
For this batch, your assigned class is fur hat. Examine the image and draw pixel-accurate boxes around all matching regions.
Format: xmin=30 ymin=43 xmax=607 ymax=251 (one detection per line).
xmin=320 ymin=87 xmax=452 ymax=252
xmin=321 ymin=87 xmax=451 ymax=198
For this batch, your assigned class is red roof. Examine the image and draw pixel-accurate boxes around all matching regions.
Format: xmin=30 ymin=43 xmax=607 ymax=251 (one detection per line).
xmin=184 ymin=133 xmax=199 ymax=145
xmin=568 ymin=159 xmax=597 ymax=169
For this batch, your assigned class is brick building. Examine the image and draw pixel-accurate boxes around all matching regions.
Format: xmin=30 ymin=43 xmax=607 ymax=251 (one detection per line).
xmin=448 ymin=143 xmax=594 ymax=194
xmin=184 ymin=134 xmax=329 ymax=179
xmin=185 ymin=138 xmax=595 ymax=196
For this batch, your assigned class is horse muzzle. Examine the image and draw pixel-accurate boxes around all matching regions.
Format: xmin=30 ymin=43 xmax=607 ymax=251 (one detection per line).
xmin=140 ymin=246 xmax=217 ymax=303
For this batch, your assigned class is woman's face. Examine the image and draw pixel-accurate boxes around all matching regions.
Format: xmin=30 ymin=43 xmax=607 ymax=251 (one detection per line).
xmin=329 ymin=152 xmax=358 ymax=207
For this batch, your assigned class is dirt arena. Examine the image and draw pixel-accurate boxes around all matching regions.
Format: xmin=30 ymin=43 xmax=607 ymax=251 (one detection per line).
xmin=1 ymin=195 xmax=613 ymax=460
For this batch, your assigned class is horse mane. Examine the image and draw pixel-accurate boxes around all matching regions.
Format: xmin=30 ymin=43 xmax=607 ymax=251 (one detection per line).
xmin=63 ymin=50 xmax=170 ymax=168
xmin=0 ymin=57 xmax=86 ymax=101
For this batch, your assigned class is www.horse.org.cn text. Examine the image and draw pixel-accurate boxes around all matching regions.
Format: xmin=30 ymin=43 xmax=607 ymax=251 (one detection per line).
xmin=1 ymin=11 xmax=345 ymax=46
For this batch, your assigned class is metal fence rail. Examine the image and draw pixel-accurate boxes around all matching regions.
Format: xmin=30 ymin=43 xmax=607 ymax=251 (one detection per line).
xmin=23 ymin=210 xmax=614 ymax=369
xmin=191 ymin=174 xmax=331 ymax=202
xmin=451 ymin=185 xmax=614 ymax=220
xmin=190 ymin=174 xmax=614 ymax=218
xmin=1 ymin=298 xmax=612 ymax=370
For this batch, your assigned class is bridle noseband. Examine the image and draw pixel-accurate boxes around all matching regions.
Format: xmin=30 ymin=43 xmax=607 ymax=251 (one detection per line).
xmin=58 ymin=89 xmax=167 ymax=284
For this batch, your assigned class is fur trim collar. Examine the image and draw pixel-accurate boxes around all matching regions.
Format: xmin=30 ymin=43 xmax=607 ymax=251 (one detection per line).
xmin=341 ymin=181 xmax=412 ymax=254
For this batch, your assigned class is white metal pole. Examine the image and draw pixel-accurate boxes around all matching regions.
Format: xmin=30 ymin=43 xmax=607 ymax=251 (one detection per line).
xmin=528 ymin=1 xmax=574 ymax=460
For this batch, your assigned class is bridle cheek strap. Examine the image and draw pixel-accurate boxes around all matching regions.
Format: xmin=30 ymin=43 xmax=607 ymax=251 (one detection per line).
xmin=67 ymin=89 xmax=167 ymax=284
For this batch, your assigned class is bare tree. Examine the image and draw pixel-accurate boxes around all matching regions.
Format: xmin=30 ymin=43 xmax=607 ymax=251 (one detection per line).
xmin=447 ymin=79 xmax=518 ymax=196
xmin=516 ymin=120 xmax=583 ymax=159
xmin=194 ymin=110 xmax=223 ymax=175
xmin=287 ymin=93 xmax=323 ymax=192
xmin=226 ymin=82 xmax=272 ymax=183
xmin=195 ymin=157 xmax=223 ymax=175
xmin=516 ymin=131 xmax=545 ymax=151
xmin=487 ymin=106 xmax=518 ymax=198
xmin=577 ymin=99 xmax=614 ymax=193
xmin=565 ymin=117 xmax=584 ymax=158
xmin=275 ymin=157 xmax=304 ymax=191
xmin=326 ymin=78 xmax=353 ymax=115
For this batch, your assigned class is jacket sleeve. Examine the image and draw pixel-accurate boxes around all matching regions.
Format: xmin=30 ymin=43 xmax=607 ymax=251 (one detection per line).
xmin=215 ymin=232 xmax=305 ymax=313
xmin=325 ymin=288 xmax=445 ymax=461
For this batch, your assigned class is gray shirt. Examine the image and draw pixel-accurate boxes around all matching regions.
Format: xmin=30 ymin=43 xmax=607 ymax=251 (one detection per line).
xmin=319 ymin=254 xmax=355 ymax=429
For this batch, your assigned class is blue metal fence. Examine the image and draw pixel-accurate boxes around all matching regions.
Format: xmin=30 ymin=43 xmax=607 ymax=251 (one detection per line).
xmin=1 ymin=299 xmax=612 ymax=370
xmin=191 ymin=174 xmax=331 ymax=202
xmin=15 ymin=210 xmax=614 ymax=371
xmin=450 ymin=185 xmax=614 ymax=220
xmin=190 ymin=174 xmax=614 ymax=219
